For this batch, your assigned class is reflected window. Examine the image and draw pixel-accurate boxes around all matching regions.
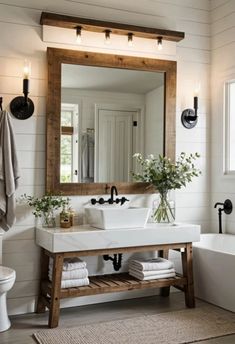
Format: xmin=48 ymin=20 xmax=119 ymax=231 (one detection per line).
xmin=224 ymin=81 xmax=235 ymax=173
xmin=61 ymin=110 xmax=73 ymax=126
xmin=60 ymin=104 xmax=79 ymax=182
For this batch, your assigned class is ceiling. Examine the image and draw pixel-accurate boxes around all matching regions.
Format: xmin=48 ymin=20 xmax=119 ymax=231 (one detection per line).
xmin=62 ymin=64 xmax=164 ymax=94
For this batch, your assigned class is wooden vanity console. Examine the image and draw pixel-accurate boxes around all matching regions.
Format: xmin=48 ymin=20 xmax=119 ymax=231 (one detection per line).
xmin=36 ymin=224 xmax=200 ymax=328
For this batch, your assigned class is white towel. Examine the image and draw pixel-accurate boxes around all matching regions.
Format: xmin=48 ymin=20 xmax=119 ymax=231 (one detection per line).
xmin=0 ymin=111 xmax=20 ymax=231
xmin=129 ymin=268 xmax=175 ymax=279
xmin=129 ymin=270 xmax=176 ymax=281
xmin=60 ymin=278 xmax=89 ymax=289
xmin=129 ymin=258 xmax=174 ymax=272
xmin=49 ymin=257 xmax=86 ymax=271
xmin=48 ymin=267 xmax=88 ymax=280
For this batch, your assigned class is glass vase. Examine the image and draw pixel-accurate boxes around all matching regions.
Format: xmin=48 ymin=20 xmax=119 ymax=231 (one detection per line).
xmin=42 ymin=209 xmax=56 ymax=228
xmin=152 ymin=192 xmax=175 ymax=224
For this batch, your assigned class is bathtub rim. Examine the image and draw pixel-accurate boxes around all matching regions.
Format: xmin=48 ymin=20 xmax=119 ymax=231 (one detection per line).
xmin=193 ymin=233 xmax=235 ymax=256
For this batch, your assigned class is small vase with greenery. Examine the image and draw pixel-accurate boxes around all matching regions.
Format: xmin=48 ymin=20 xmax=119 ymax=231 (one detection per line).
xmin=21 ymin=194 xmax=70 ymax=228
xmin=132 ymin=152 xmax=201 ymax=224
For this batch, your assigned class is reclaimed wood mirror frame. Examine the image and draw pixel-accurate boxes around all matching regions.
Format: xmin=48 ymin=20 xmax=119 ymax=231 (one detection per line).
xmin=46 ymin=47 xmax=176 ymax=195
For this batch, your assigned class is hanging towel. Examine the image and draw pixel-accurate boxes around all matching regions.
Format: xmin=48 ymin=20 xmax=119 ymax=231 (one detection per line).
xmin=0 ymin=111 xmax=20 ymax=231
xmin=129 ymin=258 xmax=174 ymax=272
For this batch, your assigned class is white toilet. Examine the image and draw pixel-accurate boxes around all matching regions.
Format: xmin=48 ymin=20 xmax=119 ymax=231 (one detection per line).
xmin=0 ymin=231 xmax=16 ymax=332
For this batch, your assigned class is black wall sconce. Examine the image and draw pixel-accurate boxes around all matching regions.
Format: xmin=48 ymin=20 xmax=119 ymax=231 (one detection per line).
xmin=10 ymin=60 xmax=34 ymax=120
xmin=181 ymin=96 xmax=198 ymax=129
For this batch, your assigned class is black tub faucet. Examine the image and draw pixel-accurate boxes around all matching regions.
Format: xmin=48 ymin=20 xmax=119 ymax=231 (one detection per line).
xmin=214 ymin=199 xmax=233 ymax=234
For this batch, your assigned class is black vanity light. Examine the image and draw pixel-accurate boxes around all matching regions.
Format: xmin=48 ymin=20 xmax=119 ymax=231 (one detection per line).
xmin=157 ymin=36 xmax=163 ymax=50
xmin=76 ymin=26 xmax=82 ymax=44
xmin=181 ymin=86 xmax=200 ymax=129
xmin=127 ymin=33 xmax=134 ymax=47
xmin=104 ymin=29 xmax=111 ymax=45
xmin=10 ymin=60 xmax=34 ymax=120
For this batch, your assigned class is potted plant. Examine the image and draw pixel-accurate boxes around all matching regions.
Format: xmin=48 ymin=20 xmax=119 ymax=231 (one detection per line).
xmin=132 ymin=152 xmax=201 ymax=223
xmin=21 ymin=194 xmax=70 ymax=228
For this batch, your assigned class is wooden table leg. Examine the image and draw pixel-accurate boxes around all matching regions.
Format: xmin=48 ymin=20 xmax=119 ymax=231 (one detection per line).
xmin=36 ymin=249 xmax=49 ymax=313
xmin=182 ymin=243 xmax=195 ymax=308
xmin=48 ymin=253 xmax=64 ymax=328
xmin=159 ymin=249 xmax=170 ymax=297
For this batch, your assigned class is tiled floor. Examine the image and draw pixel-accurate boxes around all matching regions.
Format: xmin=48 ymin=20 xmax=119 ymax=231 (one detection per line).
xmin=0 ymin=293 xmax=235 ymax=343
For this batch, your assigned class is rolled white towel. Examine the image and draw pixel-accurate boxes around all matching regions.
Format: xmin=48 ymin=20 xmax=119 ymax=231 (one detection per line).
xmin=129 ymin=258 xmax=174 ymax=272
xmin=48 ymin=267 xmax=88 ymax=280
xmin=129 ymin=268 xmax=175 ymax=279
xmin=49 ymin=257 xmax=86 ymax=271
xmin=129 ymin=270 xmax=176 ymax=281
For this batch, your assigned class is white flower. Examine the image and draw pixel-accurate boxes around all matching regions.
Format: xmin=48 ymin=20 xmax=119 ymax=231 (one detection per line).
xmin=133 ymin=153 xmax=141 ymax=158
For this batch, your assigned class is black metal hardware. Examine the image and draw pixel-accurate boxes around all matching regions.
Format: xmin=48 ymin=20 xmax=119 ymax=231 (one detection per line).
xmin=10 ymin=78 xmax=34 ymax=120
xmin=0 ymin=97 xmax=2 ymax=111
xmin=90 ymin=185 xmax=129 ymax=206
xmin=133 ymin=120 xmax=138 ymax=127
xmin=181 ymin=96 xmax=198 ymax=129
xmin=103 ymin=254 xmax=123 ymax=271
xmin=214 ymin=199 xmax=233 ymax=234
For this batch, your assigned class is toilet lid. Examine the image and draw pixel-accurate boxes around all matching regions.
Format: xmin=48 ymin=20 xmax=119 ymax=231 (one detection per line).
xmin=0 ymin=266 xmax=15 ymax=281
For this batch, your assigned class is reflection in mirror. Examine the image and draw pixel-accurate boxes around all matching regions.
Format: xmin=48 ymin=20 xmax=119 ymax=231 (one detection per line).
xmin=61 ymin=64 xmax=164 ymax=183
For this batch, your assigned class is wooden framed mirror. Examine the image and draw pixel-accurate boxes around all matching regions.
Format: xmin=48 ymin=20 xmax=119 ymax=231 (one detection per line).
xmin=46 ymin=47 xmax=176 ymax=195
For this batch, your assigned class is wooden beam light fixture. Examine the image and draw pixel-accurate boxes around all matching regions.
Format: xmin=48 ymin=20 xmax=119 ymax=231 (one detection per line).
xmin=40 ymin=12 xmax=185 ymax=49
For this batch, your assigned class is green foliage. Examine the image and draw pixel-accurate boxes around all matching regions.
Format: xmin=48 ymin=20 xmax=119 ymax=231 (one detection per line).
xmin=21 ymin=194 xmax=70 ymax=218
xmin=132 ymin=152 xmax=201 ymax=195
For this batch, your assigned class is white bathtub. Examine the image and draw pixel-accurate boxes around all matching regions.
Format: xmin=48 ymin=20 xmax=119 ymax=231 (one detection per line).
xmin=193 ymin=233 xmax=235 ymax=312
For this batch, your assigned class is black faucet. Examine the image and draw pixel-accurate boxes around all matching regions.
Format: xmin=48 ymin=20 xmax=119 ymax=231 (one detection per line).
xmin=109 ymin=186 xmax=118 ymax=204
xmin=214 ymin=199 xmax=233 ymax=234
xmin=90 ymin=185 xmax=129 ymax=206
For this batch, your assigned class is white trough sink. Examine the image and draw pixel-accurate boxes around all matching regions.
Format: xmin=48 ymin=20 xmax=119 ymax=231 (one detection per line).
xmin=85 ymin=206 xmax=151 ymax=230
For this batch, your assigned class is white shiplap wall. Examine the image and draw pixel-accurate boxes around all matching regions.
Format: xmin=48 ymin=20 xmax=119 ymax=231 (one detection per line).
xmin=211 ymin=0 xmax=235 ymax=234
xmin=0 ymin=0 xmax=210 ymax=315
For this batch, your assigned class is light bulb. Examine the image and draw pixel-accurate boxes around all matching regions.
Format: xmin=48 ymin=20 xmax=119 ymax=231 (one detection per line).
xmin=76 ymin=26 xmax=82 ymax=44
xmin=157 ymin=37 xmax=163 ymax=51
xmin=128 ymin=33 xmax=134 ymax=47
xmin=23 ymin=60 xmax=31 ymax=79
xmin=104 ymin=30 xmax=111 ymax=45
xmin=194 ymin=82 xmax=201 ymax=97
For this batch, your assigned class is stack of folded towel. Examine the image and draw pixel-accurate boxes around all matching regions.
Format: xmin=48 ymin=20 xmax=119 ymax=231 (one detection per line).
xmin=49 ymin=257 xmax=89 ymax=288
xmin=129 ymin=257 xmax=175 ymax=281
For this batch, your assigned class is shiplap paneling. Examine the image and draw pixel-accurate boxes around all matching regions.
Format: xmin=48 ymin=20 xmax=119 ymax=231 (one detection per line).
xmin=0 ymin=0 xmax=211 ymax=315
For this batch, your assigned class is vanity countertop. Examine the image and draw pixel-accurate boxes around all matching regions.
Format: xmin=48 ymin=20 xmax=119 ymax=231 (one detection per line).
xmin=36 ymin=223 xmax=200 ymax=253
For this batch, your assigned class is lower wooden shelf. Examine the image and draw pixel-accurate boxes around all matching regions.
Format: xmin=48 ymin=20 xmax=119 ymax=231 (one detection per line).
xmin=42 ymin=272 xmax=186 ymax=299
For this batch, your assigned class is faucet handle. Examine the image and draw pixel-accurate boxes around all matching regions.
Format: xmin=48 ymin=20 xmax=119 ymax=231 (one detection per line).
xmin=121 ymin=197 xmax=129 ymax=205
xmin=224 ymin=199 xmax=233 ymax=214
xmin=91 ymin=198 xmax=97 ymax=205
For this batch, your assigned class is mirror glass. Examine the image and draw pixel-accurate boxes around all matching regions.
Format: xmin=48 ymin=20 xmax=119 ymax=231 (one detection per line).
xmin=60 ymin=64 xmax=164 ymax=183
